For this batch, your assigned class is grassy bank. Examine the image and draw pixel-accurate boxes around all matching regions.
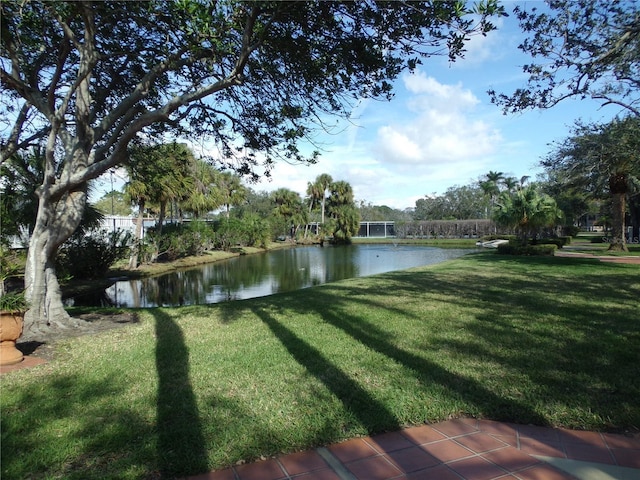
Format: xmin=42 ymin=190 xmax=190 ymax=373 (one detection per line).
xmin=2 ymin=252 xmax=639 ymax=479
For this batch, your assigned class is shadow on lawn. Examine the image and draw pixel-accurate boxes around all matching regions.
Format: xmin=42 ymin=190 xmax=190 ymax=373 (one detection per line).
xmin=234 ymin=254 xmax=640 ymax=432
xmin=254 ymin=307 xmax=402 ymax=432
xmin=153 ymin=309 xmax=209 ymax=478
xmin=259 ymin=298 xmax=548 ymax=428
xmin=1 ymin=312 xmax=211 ymax=480
xmin=0 ymin=373 xmax=156 ymax=480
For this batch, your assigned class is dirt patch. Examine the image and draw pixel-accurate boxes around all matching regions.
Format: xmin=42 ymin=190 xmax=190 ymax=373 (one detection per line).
xmin=17 ymin=311 xmax=139 ymax=362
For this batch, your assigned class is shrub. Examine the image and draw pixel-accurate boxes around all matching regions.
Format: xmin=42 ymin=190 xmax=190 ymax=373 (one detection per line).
xmin=150 ymin=221 xmax=215 ymax=261
xmin=533 ymin=237 xmax=570 ymax=248
xmin=497 ymin=243 xmax=557 ymax=256
xmin=212 ymin=215 xmax=271 ymax=250
xmin=213 ymin=218 xmax=245 ymax=251
xmin=57 ymin=229 xmax=131 ymax=279
xmin=241 ymin=213 xmax=271 ymax=248
xmin=563 ymin=226 xmax=581 ymax=237
xmin=0 ymin=291 xmax=28 ymax=312
xmin=137 ymin=237 xmax=159 ymax=265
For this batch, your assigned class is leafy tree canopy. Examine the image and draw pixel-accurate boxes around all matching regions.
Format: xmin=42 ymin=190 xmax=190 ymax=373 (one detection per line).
xmin=414 ymin=184 xmax=488 ymax=221
xmin=542 ymin=116 xmax=640 ymax=250
xmin=1 ymin=0 xmax=506 ymax=173
xmin=0 ymin=0 xmax=506 ymax=333
xmin=489 ymin=0 xmax=640 ymax=116
xmin=93 ymin=190 xmax=131 ymax=216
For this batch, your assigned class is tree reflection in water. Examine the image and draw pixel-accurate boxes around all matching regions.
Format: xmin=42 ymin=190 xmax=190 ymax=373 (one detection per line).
xmin=69 ymin=244 xmax=470 ymax=307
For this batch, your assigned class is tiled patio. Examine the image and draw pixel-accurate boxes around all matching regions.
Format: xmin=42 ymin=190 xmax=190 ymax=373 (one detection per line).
xmin=186 ymin=418 xmax=640 ymax=480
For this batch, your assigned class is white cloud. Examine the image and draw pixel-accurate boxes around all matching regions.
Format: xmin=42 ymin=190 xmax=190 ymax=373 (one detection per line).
xmin=377 ymin=127 xmax=422 ymax=162
xmin=404 ymin=72 xmax=479 ymax=109
xmin=375 ymin=72 xmax=501 ymax=169
xmin=449 ymin=16 xmax=508 ymax=68
xmin=249 ymin=72 xmax=510 ymax=210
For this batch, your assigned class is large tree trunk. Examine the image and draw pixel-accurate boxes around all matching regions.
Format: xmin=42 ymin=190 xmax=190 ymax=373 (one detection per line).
xmin=23 ymin=189 xmax=86 ymax=338
xmin=608 ymin=174 xmax=628 ymax=252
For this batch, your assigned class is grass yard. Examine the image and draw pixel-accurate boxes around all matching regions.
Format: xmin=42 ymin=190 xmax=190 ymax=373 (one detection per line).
xmin=1 ymin=252 xmax=639 ymax=479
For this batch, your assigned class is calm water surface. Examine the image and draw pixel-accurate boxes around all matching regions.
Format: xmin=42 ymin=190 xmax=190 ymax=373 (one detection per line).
xmin=71 ymin=244 xmax=472 ymax=308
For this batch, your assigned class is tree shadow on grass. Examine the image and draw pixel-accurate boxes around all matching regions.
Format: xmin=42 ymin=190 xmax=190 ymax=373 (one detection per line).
xmin=260 ymin=295 xmax=549 ymax=427
xmin=3 ymin=310 xmax=211 ymax=480
xmin=253 ymin=307 xmax=402 ymax=433
xmin=153 ymin=309 xmax=209 ymax=478
xmin=1 ymin=373 xmax=156 ymax=480
xmin=295 ymin=256 xmax=640 ymax=429
xmin=215 ymin=253 xmax=640 ymax=432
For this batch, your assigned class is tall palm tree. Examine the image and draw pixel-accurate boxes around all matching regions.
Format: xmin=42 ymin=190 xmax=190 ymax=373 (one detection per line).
xmin=181 ymin=159 xmax=221 ymax=218
xmin=502 ymin=176 xmax=520 ymax=192
xmin=304 ymin=180 xmax=323 ymax=237
xmin=217 ymin=171 xmax=247 ymax=218
xmin=479 ymin=180 xmax=499 ymax=218
xmin=154 ymin=143 xmax=195 ymax=231
xmin=305 ymin=180 xmax=322 ymax=216
xmin=315 ymin=173 xmax=333 ymax=224
xmin=272 ymin=188 xmax=308 ymax=238
xmin=326 ymin=180 xmax=360 ymax=243
xmin=485 ymin=170 xmax=504 ymax=184
xmin=480 ymin=170 xmax=504 ymax=218
xmin=124 ymin=142 xmax=196 ymax=267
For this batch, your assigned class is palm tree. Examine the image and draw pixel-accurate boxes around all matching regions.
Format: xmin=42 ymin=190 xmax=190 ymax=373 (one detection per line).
xmin=479 ymin=181 xmax=499 ymax=219
xmin=154 ymin=143 xmax=195 ymax=230
xmin=486 ymin=170 xmax=504 ymax=184
xmin=326 ymin=180 xmax=360 ymax=243
xmin=181 ymin=159 xmax=221 ymax=218
xmin=315 ymin=173 xmax=333 ymax=224
xmin=217 ymin=171 xmax=247 ymax=218
xmin=1 ymin=147 xmax=103 ymax=245
xmin=543 ymin=116 xmax=640 ymax=251
xmin=304 ymin=180 xmax=323 ymax=237
xmin=479 ymin=170 xmax=504 ymax=218
xmin=502 ymin=176 xmax=519 ymax=192
xmin=305 ymin=180 xmax=322 ymax=216
xmin=493 ymin=184 xmax=562 ymax=244
xmin=124 ymin=142 xmax=196 ymax=267
xmin=271 ymin=188 xmax=308 ymax=238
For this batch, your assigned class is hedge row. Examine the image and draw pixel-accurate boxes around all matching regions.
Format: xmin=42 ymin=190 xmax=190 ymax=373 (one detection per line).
xmin=496 ymin=243 xmax=558 ymax=256
xmin=532 ymin=236 xmax=572 ymax=247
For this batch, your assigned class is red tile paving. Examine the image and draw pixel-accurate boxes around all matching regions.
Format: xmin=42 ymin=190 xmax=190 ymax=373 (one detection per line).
xmin=420 ymin=438 xmax=475 ymax=463
xmin=185 ymin=418 xmax=640 ymax=479
xmin=279 ymin=451 xmax=330 ymax=476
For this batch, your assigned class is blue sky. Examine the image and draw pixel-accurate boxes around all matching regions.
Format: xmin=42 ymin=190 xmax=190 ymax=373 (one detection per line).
xmin=97 ymin=2 xmax=621 ymax=211
xmin=247 ymin=3 xmax=620 ymax=210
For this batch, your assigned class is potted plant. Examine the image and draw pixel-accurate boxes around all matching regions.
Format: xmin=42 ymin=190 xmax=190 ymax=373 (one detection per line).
xmin=0 ymin=246 xmax=28 ymax=366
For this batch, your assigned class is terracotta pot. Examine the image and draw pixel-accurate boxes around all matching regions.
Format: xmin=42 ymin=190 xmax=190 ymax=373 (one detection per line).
xmin=0 ymin=311 xmax=24 ymax=366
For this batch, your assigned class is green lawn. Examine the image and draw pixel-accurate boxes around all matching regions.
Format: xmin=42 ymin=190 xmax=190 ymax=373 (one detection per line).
xmin=1 ymin=252 xmax=639 ymax=479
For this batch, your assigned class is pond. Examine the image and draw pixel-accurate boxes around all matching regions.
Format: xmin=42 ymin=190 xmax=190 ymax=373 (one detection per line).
xmin=69 ymin=244 xmax=473 ymax=308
